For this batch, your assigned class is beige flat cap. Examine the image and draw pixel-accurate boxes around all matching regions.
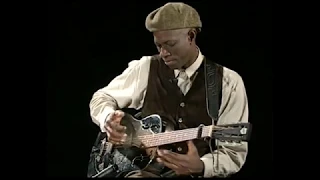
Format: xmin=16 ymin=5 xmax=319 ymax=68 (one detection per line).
xmin=145 ymin=2 xmax=202 ymax=32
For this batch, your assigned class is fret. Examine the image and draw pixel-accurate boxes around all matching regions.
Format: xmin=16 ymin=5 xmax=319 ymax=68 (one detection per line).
xmin=138 ymin=125 xmax=213 ymax=148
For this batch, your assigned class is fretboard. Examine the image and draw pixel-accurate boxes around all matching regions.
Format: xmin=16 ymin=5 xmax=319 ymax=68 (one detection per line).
xmin=138 ymin=125 xmax=212 ymax=148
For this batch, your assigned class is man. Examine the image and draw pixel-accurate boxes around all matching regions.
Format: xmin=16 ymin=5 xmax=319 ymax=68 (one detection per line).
xmin=89 ymin=2 xmax=249 ymax=178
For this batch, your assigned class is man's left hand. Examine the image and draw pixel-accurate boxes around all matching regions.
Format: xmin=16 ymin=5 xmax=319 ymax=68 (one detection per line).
xmin=156 ymin=140 xmax=204 ymax=176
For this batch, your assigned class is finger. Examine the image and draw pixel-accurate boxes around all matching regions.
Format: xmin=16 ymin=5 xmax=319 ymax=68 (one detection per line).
xmin=108 ymin=136 xmax=126 ymax=144
xmin=157 ymin=158 xmax=190 ymax=175
xmin=106 ymin=121 xmax=126 ymax=133
xmin=113 ymin=123 xmax=127 ymax=133
xmin=108 ymin=134 xmax=127 ymax=142
xmin=186 ymin=140 xmax=198 ymax=154
xmin=175 ymin=169 xmax=191 ymax=175
xmin=106 ymin=111 xmax=116 ymax=122
xmin=158 ymin=150 xmax=192 ymax=169
xmin=111 ymin=110 xmax=125 ymax=123
xmin=107 ymin=110 xmax=124 ymax=123
xmin=158 ymin=149 xmax=188 ymax=162
xmin=156 ymin=158 xmax=180 ymax=170
xmin=114 ymin=110 xmax=124 ymax=118
xmin=157 ymin=150 xmax=186 ymax=166
xmin=162 ymin=154 xmax=189 ymax=168
xmin=106 ymin=125 xmax=126 ymax=140
xmin=108 ymin=139 xmax=120 ymax=145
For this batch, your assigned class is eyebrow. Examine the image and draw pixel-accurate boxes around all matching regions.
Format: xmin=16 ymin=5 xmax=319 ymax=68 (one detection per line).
xmin=154 ymin=40 xmax=176 ymax=45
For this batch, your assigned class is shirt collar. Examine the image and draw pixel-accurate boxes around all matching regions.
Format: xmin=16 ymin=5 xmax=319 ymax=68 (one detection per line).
xmin=174 ymin=48 xmax=204 ymax=78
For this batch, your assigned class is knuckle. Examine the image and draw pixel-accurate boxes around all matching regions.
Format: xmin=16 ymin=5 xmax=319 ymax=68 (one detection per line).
xmin=180 ymin=162 xmax=187 ymax=168
xmin=108 ymin=133 xmax=116 ymax=139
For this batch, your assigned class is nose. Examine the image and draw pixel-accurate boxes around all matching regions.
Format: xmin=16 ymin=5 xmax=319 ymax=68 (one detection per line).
xmin=159 ymin=47 xmax=171 ymax=58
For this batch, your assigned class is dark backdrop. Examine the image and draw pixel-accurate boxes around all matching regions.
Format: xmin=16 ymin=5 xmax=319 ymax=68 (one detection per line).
xmin=47 ymin=1 xmax=272 ymax=178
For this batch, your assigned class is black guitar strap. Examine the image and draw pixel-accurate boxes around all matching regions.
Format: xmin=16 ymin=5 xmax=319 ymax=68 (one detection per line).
xmin=204 ymin=57 xmax=223 ymax=125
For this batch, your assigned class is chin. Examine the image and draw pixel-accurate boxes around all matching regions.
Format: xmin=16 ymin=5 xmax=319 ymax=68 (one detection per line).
xmin=164 ymin=60 xmax=180 ymax=69
xmin=166 ymin=63 xmax=180 ymax=70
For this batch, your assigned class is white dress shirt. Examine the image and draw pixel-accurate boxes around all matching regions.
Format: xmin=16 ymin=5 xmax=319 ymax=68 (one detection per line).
xmin=89 ymin=49 xmax=249 ymax=177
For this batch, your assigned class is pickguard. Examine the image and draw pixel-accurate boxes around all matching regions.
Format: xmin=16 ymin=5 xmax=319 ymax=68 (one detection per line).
xmin=140 ymin=115 xmax=162 ymax=133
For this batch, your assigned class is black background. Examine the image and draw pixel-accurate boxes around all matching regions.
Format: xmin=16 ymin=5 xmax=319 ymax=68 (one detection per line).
xmin=47 ymin=1 xmax=272 ymax=177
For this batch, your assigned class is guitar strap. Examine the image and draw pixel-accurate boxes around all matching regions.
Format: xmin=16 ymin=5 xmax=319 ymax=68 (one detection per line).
xmin=204 ymin=57 xmax=223 ymax=125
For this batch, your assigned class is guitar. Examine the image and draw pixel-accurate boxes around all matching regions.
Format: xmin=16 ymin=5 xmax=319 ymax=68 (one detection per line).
xmin=88 ymin=113 xmax=252 ymax=178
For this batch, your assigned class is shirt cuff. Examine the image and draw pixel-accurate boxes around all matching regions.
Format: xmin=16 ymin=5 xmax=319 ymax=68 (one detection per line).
xmin=200 ymin=156 xmax=214 ymax=178
xmin=98 ymin=107 xmax=115 ymax=132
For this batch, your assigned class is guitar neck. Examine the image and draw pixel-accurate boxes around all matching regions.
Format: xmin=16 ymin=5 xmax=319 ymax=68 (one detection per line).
xmin=138 ymin=125 xmax=213 ymax=148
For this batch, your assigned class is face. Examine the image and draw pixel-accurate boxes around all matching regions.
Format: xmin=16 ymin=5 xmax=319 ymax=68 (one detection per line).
xmin=153 ymin=29 xmax=193 ymax=69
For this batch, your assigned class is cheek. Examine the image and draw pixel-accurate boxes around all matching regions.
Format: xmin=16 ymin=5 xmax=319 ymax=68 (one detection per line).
xmin=177 ymin=46 xmax=190 ymax=59
xmin=170 ymin=43 xmax=190 ymax=59
xmin=174 ymin=46 xmax=188 ymax=57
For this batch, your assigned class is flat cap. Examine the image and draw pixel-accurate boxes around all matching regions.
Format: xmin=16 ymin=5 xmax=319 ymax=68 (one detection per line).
xmin=145 ymin=2 xmax=202 ymax=32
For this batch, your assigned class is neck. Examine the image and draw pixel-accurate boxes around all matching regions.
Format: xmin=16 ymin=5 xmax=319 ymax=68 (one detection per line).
xmin=182 ymin=46 xmax=199 ymax=69
xmin=138 ymin=125 xmax=213 ymax=148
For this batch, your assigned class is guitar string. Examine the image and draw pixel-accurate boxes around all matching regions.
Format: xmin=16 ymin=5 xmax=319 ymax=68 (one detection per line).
xmin=113 ymin=125 xmax=231 ymax=150
xmin=128 ymin=126 xmax=227 ymax=144
xmin=117 ymin=126 xmax=213 ymax=148
xmin=130 ymin=126 xmax=226 ymax=140
xmin=130 ymin=129 xmax=200 ymax=147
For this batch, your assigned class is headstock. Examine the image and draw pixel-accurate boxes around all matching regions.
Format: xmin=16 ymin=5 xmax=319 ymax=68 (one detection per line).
xmin=212 ymin=123 xmax=252 ymax=143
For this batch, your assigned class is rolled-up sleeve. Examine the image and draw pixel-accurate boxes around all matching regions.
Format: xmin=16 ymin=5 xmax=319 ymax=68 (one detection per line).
xmin=201 ymin=68 xmax=249 ymax=178
xmin=89 ymin=56 xmax=151 ymax=132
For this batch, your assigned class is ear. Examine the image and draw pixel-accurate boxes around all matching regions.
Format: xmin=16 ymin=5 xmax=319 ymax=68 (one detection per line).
xmin=188 ymin=29 xmax=196 ymax=43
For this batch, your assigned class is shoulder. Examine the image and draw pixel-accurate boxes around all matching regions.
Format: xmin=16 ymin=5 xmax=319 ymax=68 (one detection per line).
xmin=122 ymin=55 xmax=162 ymax=73
xmin=221 ymin=65 xmax=245 ymax=90
xmin=128 ymin=55 xmax=164 ymax=68
xmin=127 ymin=55 xmax=154 ymax=68
xmin=204 ymin=56 xmax=244 ymax=89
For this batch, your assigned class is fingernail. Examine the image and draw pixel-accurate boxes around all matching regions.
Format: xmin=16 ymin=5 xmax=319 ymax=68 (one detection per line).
xmin=156 ymin=158 xmax=162 ymax=162
xmin=124 ymin=134 xmax=127 ymax=137
xmin=157 ymin=150 xmax=163 ymax=156
xmin=115 ymin=111 xmax=123 ymax=116
xmin=123 ymin=127 xmax=127 ymax=130
xmin=163 ymin=150 xmax=169 ymax=154
xmin=121 ymin=137 xmax=126 ymax=142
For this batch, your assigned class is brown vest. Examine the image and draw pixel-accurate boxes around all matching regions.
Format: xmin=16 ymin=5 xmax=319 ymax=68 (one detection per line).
xmin=140 ymin=55 xmax=216 ymax=157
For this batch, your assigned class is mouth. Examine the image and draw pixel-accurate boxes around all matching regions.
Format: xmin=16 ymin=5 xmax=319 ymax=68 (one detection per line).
xmin=164 ymin=59 xmax=176 ymax=66
xmin=163 ymin=59 xmax=175 ymax=63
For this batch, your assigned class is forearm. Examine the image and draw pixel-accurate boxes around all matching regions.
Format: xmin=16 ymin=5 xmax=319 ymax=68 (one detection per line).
xmin=89 ymin=57 xmax=151 ymax=132
xmin=89 ymin=91 xmax=118 ymax=132
xmin=200 ymin=141 xmax=248 ymax=177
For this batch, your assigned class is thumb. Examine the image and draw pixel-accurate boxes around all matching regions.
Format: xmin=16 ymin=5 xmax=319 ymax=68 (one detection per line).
xmin=114 ymin=110 xmax=124 ymax=118
xmin=109 ymin=110 xmax=124 ymax=123
xmin=187 ymin=140 xmax=197 ymax=154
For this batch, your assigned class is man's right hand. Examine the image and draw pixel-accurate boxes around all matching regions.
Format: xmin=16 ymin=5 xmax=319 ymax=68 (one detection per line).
xmin=104 ymin=110 xmax=127 ymax=144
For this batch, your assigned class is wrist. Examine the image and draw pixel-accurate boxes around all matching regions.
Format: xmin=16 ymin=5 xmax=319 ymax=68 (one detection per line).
xmin=192 ymin=160 xmax=205 ymax=177
xmin=200 ymin=160 xmax=205 ymax=175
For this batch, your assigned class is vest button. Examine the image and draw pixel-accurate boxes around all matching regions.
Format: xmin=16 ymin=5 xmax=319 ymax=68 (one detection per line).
xmin=177 ymin=147 xmax=182 ymax=151
xmin=178 ymin=118 xmax=183 ymax=123
xmin=180 ymin=102 xmax=185 ymax=107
